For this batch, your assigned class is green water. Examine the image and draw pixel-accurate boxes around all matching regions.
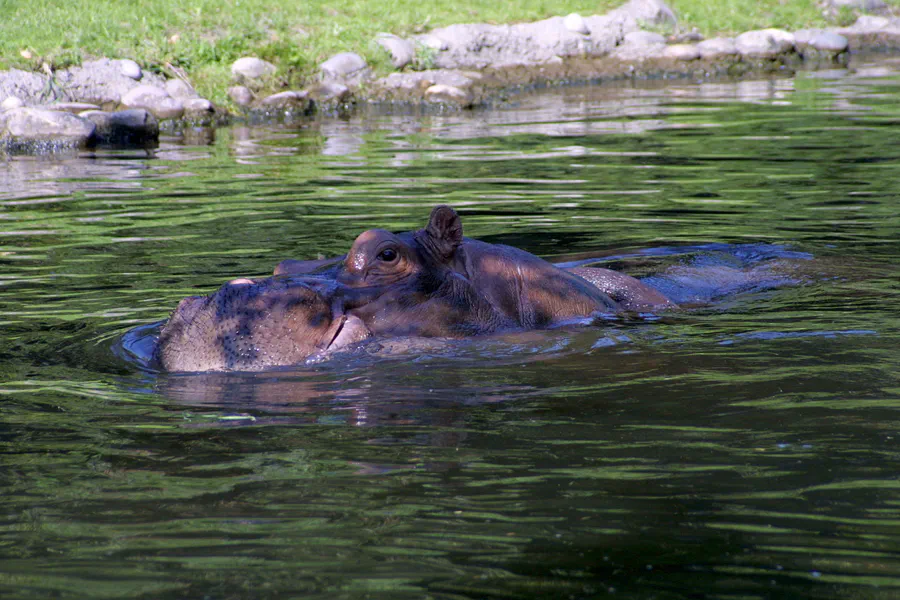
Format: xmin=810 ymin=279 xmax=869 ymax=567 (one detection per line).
xmin=2 ymin=59 xmax=900 ymax=599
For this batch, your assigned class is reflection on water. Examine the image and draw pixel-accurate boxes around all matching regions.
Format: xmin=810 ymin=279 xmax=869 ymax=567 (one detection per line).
xmin=2 ymin=58 xmax=900 ymax=599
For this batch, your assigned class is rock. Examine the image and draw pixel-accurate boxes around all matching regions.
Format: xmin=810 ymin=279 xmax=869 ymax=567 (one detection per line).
xmin=184 ymin=98 xmax=215 ymax=115
xmin=418 ymin=34 xmax=448 ymax=51
xmin=53 ymin=59 xmax=166 ymax=107
xmin=165 ymin=78 xmax=199 ymax=100
xmin=825 ymin=0 xmax=887 ymax=10
xmin=1 ymin=96 xmax=25 ymax=111
xmin=613 ymin=31 xmax=667 ymax=61
xmin=121 ymin=85 xmax=184 ymax=119
xmin=258 ymin=90 xmax=311 ymax=111
xmin=118 ymin=59 xmax=142 ymax=80
xmin=696 ymin=37 xmax=738 ymax=58
xmin=228 ymin=86 xmax=254 ymax=107
xmin=793 ymin=30 xmax=849 ymax=54
xmin=231 ymin=57 xmax=276 ymax=82
xmin=81 ymin=109 xmax=158 ymax=145
xmin=46 ymin=102 xmax=101 ymax=114
xmin=663 ymin=44 xmax=700 ymax=61
xmin=623 ymin=31 xmax=667 ymax=45
xmin=321 ymin=52 xmax=368 ymax=79
xmin=735 ymin=29 xmax=795 ymax=58
xmin=307 ymin=81 xmax=350 ymax=103
xmin=376 ymin=34 xmax=415 ymax=69
xmin=563 ymin=13 xmax=590 ymax=35
xmin=846 ymin=15 xmax=890 ymax=31
xmin=621 ymin=0 xmax=677 ymax=28
xmin=1 ymin=107 xmax=96 ymax=148
xmin=423 ymin=84 xmax=472 ymax=107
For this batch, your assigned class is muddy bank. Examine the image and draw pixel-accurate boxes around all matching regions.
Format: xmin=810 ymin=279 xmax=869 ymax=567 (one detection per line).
xmin=2 ymin=0 xmax=900 ymax=154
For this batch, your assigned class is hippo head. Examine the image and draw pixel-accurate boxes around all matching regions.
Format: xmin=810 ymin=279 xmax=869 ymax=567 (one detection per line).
xmin=337 ymin=206 xmax=508 ymax=337
xmin=155 ymin=276 xmax=370 ymax=372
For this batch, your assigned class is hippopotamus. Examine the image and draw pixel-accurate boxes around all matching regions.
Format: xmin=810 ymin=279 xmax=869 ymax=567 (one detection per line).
xmin=154 ymin=275 xmax=370 ymax=372
xmin=274 ymin=205 xmax=672 ymax=338
xmin=156 ymin=205 xmax=674 ymax=372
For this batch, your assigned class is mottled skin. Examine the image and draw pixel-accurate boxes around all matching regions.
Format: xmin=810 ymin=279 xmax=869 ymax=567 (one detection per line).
xmin=279 ymin=205 xmax=672 ymax=339
xmin=155 ymin=275 xmax=369 ymax=372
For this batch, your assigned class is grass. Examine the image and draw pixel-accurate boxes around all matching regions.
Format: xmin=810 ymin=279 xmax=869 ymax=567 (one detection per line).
xmin=0 ymin=0 xmax=896 ymax=106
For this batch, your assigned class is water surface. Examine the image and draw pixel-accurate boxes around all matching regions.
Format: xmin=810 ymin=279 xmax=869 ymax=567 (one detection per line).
xmin=2 ymin=59 xmax=900 ymax=599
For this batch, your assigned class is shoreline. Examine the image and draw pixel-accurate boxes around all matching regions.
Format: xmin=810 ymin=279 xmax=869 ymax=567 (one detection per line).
xmin=2 ymin=0 xmax=900 ymax=155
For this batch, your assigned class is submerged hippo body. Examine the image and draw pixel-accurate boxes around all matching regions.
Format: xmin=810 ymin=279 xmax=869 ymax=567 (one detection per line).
xmin=155 ymin=276 xmax=370 ymax=372
xmin=277 ymin=205 xmax=672 ymax=339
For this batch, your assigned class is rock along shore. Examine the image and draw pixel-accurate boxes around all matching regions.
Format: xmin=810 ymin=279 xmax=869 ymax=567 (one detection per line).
xmin=2 ymin=0 xmax=900 ymax=154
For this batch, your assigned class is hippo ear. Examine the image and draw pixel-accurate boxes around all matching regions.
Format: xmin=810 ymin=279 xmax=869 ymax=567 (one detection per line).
xmin=424 ymin=205 xmax=463 ymax=260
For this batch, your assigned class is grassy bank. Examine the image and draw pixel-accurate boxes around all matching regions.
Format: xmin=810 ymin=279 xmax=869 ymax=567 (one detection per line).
xmin=1 ymin=0 xmax=895 ymax=105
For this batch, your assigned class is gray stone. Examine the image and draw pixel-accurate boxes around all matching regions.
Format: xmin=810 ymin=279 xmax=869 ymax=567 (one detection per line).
xmin=846 ymin=15 xmax=890 ymax=31
xmin=118 ymin=59 xmax=142 ymax=80
xmin=793 ymin=30 xmax=849 ymax=54
xmin=228 ymin=86 xmax=254 ymax=107
xmin=623 ymin=31 xmax=667 ymax=45
xmin=165 ymin=78 xmax=199 ymax=100
xmin=81 ymin=109 xmax=159 ymax=144
xmin=696 ymin=37 xmax=738 ymax=58
xmin=1 ymin=96 xmax=25 ymax=111
xmin=418 ymin=34 xmax=448 ymax=51
xmin=663 ymin=44 xmax=700 ymax=61
xmin=613 ymin=31 xmax=667 ymax=61
xmin=1 ymin=107 xmax=96 ymax=147
xmin=321 ymin=52 xmax=368 ymax=79
xmin=376 ymin=34 xmax=415 ymax=69
xmin=0 ymin=70 xmax=47 ymax=107
xmin=307 ymin=81 xmax=350 ymax=103
xmin=120 ymin=85 xmax=184 ymax=119
xmin=424 ymin=84 xmax=472 ymax=107
xmin=259 ymin=90 xmax=311 ymax=111
xmin=621 ymin=0 xmax=677 ymax=28
xmin=54 ymin=59 xmax=167 ymax=107
xmin=231 ymin=57 xmax=276 ymax=82
xmin=46 ymin=102 xmax=101 ymax=114
xmin=184 ymin=98 xmax=214 ymax=115
xmin=735 ymin=29 xmax=795 ymax=58
xmin=825 ymin=0 xmax=887 ymax=10
xmin=563 ymin=13 xmax=590 ymax=35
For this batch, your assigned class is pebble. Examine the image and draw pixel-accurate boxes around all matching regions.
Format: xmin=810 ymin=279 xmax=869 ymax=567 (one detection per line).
xmin=308 ymin=81 xmax=350 ymax=103
xmin=1 ymin=107 xmax=97 ymax=146
xmin=259 ymin=90 xmax=311 ymax=111
xmin=121 ymin=85 xmax=185 ymax=119
xmin=424 ymin=84 xmax=472 ymax=107
xmin=321 ymin=52 xmax=367 ymax=79
xmin=184 ymin=98 xmax=215 ymax=115
xmin=735 ymin=29 xmax=795 ymax=58
xmin=663 ymin=44 xmax=700 ymax=61
xmin=696 ymin=37 xmax=738 ymax=58
xmin=376 ymin=34 xmax=415 ymax=69
xmin=81 ymin=108 xmax=159 ymax=144
xmin=118 ymin=59 xmax=143 ymax=80
xmin=1 ymin=96 xmax=25 ymax=111
xmin=563 ymin=13 xmax=590 ymax=35
xmin=228 ymin=86 xmax=254 ymax=107
xmin=166 ymin=79 xmax=199 ymax=100
xmin=793 ymin=30 xmax=849 ymax=54
xmin=231 ymin=57 xmax=276 ymax=81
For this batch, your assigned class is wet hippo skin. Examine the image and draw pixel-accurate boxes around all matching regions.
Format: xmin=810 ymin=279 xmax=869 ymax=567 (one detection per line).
xmin=155 ymin=275 xmax=370 ymax=372
xmin=158 ymin=206 xmax=674 ymax=372
xmin=276 ymin=205 xmax=672 ymax=340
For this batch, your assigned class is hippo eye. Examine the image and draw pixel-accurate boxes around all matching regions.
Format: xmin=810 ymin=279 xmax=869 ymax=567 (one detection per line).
xmin=377 ymin=248 xmax=398 ymax=262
